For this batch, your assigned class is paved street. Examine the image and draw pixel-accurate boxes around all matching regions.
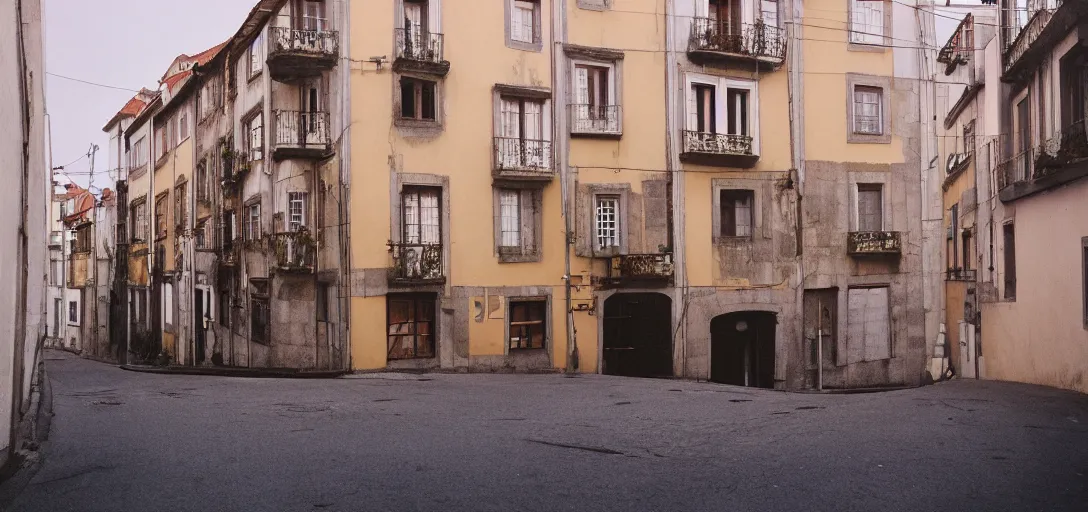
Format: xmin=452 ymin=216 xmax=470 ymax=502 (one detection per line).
xmin=4 ymin=351 xmax=1088 ymax=512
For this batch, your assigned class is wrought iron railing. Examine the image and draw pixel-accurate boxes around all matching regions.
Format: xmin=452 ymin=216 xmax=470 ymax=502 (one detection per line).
xmin=269 ymin=27 xmax=339 ymax=58
xmin=609 ymin=254 xmax=674 ymax=282
xmin=394 ymin=28 xmax=445 ymax=64
xmin=847 ymin=231 xmax=902 ymax=255
xmin=1034 ymin=119 xmax=1088 ymax=172
xmin=272 ymin=110 xmax=330 ymax=150
xmin=683 ymin=130 xmax=753 ymax=155
xmin=494 ymin=137 xmax=553 ymax=172
xmin=388 ymin=242 xmax=443 ymax=282
xmin=689 ymin=19 xmax=786 ymax=62
xmin=271 ymin=230 xmax=316 ymax=270
xmin=570 ymin=105 xmax=621 ymax=134
xmin=1003 ymin=4 xmax=1058 ymax=74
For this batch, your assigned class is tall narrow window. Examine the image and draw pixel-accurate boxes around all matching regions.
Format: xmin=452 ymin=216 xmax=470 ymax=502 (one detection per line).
xmin=249 ymin=32 xmax=264 ymax=78
xmin=499 ymin=189 xmax=521 ymax=248
xmin=857 ymin=184 xmax=883 ymax=232
xmin=174 ymin=183 xmax=187 ymax=230
xmin=595 ymin=195 xmax=620 ymax=249
xmin=403 ymin=187 xmax=441 ymax=245
xmin=962 ymin=230 xmax=973 ymax=272
xmin=761 ymin=0 xmax=779 ymax=28
xmin=690 ymin=84 xmax=716 ymax=133
xmin=853 ymin=86 xmax=883 ymax=135
xmin=251 ymin=280 xmax=270 ymax=344
xmin=248 ymin=112 xmax=264 ymax=161
xmin=572 ymin=63 xmax=617 ymax=133
xmin=387 ymin=294 xmax=436 ymax=359
xmin=246 ymin=203 xmax=261 ymax=241
xmin=400 ymin=77 xmax=437 ymax=121
xmin=288 ymin=192 xmax=308 ymax=232
xmin=1003 ymin=223 xmax=1016 ymax=300
xmin=178 ymin=112 xmax=189 ymax=142
xmin=1016 ymin=97 xmax=1032 ymax=181
xmin=511 ymin=1 xmax=537 ymax=44
xmin=709 ymin=0 xmax=742 ymax=37
xmin=719 ymin=190 xmax=754 ymax=238
xmin=726 ymin=88 xmax=749 ymax=136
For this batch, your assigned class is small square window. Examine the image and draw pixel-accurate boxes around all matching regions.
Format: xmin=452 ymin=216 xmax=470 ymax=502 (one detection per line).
xmin=850 ymin=0 xmax=885 ymax=45
xmin=719 ymin=190 xmax=754 ymax=238
xmin=853 ymin=86 xmax=884 ymax=135
xmin=400 ymin=77 xmax=437 ymax=121
xmin=509 ymin=299 xmax=546 ymax=350
xmin=247 ymin=113 xmax=264 ymax=161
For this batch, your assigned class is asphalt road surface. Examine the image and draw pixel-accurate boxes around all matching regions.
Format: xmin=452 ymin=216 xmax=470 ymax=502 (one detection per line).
xmin=4 ymin=351 xmax=1087 ymax=512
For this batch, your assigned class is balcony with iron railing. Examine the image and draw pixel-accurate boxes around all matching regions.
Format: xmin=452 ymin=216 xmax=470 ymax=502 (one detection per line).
xmin=271 ymin=110 xmax=332 ymax=160
xmin=680 ymin=130 xmax=757 ymax=168
xmin=267 ymin=26 xmax=339 ymax=81
xmin=570 ymin=105 xmax=622 ymax=138
xmin=998 ymin=119 xmax=1088 ymax=201
xmin=271 ymin=230 xmax=317 ymax=272
xmin=946 ymin=268 xmax=977 ymax=282
xmin=493 ymin=137 xmax=554 ymax=181
xmin=846 ymin=231 xmax=902 ymax=257
xmin=393 ymin=28 xmax=449 ymax=76
xmin=1002 ymin=1 xmax=1087 ymax=84
xmin=602 ymin=253 xmax=674 ymax=287
xmin=388 ymin=242 xmax=444 ymax=285
xmin=688 ymin=19 xmax=786 ymax=69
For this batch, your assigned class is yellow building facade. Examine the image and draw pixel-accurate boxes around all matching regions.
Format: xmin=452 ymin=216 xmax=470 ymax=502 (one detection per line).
xmin=344 ymin=0 xmax=934 ymax=390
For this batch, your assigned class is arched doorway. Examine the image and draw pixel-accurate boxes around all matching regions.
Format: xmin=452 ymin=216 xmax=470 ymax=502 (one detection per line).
xmin=602 ymin=293 xmax=673 ymax=378
xmin=710 ymin=311 xmax=776 ymax=388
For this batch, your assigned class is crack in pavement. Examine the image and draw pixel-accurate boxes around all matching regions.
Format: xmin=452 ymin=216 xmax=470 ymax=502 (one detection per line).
xmin=524 ymin=439 xmax=624 ymax=455
xmin=31 ymin=465 xmax=117 ymax=486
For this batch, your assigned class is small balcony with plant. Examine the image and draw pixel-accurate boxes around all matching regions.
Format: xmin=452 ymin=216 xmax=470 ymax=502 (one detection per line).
xmin=387 ymin=241 xmax=444 ymax=285
xmin=271 ymin=228 xmax=317 ymax=272
xmin=393 ymin=27 xmax=449 ymax=77
xmin=267 ymin=26 xmax=339 ymax=81
xmin=688 ymin=18 xmax=786 ymax=70
xmin=846 ymin=231 xmax=903 ymax=257
xmin=600 ymin=253 xmax=674 ymax=287
xmin=680 ymin=130 xmax=757 ymax=168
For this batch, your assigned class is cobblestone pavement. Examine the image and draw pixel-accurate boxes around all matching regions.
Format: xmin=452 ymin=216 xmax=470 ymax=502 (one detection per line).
xmin=5 ymin=351 xmax=1088 ymax=512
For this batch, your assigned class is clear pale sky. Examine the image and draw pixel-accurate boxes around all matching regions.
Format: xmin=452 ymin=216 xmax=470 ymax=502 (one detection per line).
xmin=45 ymin=0 xmax=255 ymax=192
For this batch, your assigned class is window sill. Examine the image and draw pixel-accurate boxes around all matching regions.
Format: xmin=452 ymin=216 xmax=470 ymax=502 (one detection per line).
xmin=247 ymin=71 xmax=262 ymax=84
xmin=714 ymin=236 xmax=754 ymax=246
xmin=498 ymin=250 xmax=541 ymax=263
xmin=848 ymin=42 xmax=888 ymax=53
xmin=571 ymin=130 xmax=622 ymax=140
xmin=394 ymin=117 xmax=443 ymax=135
xmin=506 ymin=40 xmax=543 ymax=53
xmin=847 ymin=131 xmax=892 ymax=145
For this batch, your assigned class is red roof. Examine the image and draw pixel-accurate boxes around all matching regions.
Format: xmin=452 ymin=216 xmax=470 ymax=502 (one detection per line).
xmin=162 ymin=70 xmax=193 ymax=95
xmin=103 ymin=88 xmax=157 ymax=131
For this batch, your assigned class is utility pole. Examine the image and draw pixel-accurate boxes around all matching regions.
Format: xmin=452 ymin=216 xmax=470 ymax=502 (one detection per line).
xmin=88 ymin=143 xmax=99 ymax=357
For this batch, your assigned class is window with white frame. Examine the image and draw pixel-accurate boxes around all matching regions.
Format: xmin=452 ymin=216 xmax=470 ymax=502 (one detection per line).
xmin=403 ymin=187 xmax=441 ymax=245
xmin=195 ymin=220 xmax=209 ymax=249
xmin=857 ymin=184 xmax=884 ymax=232
xmin=498 ymin=96 xmax=549 ymax=169
xmin=595 ymin=195 xmax=620 ymax=249
xmin=719 ymin=189 xmax=753 ymax=238
xmin=288 ymin=191 xmax=308 ymax=232
xmin=129 ymin=137 xmax=147 ymax=169
xmin=761 ymin=0 xmax=779 ymax=28
xmin=223 ymin=210 xmax=237 ymax=247
xmin=686 ymin=76 xmax=758 ymax=152
xmin=163 ymin=282 xmax=174 ymax=328
xmin=850 ymin=0 xmax=885 ymax=45
xmin=853 ymin=86 xmax=883 ymax=135
xmin=169 ymin=114 xmax=179 ymax=148
xmin=246 ymin=203 xmax=261 ymax=241
xmin=131 ymin=201 xmax=147 ymax=242
xmin=572 ymin=62 xmax=618 ymax=133
xmin=178 ymin=112 xmax=189 ymax=143
xmin=300 ymin=0 xmax=328 ymax=31
xmin=510 ymin=1 xmax=538 ymax=44
xmin=499 ymin=189 xmax=521 ymax=248
xmin=247 ymin=112 xmax=264 ymax=161
xmin=249 ymin=32 xmax=264 ymax=78
xmin=196 ymin=158 xmax=209 ymax=201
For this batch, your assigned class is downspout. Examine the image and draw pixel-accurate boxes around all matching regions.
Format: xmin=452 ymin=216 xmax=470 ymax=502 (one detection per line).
xmin=11 ymin=0 xmax=31 ymax=453
xmin=554 ymin=0 xmax=576 ymax=373
xmin=338 ymin=0 xmax=351 ymax=371
xmin=664 ymin=0 xmax=685 ymax=377
xmin=786 ymin=0 xmax=807 ymax=388
xmin=189 ymin=98 xmax=198 ymax=366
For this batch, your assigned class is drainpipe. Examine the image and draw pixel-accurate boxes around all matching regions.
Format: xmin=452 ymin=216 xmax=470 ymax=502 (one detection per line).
xmin=664 ymin=0 xmax=685 ymax=378
xmin=337 ymin=0 xmax=351 ymax=371
xmin=785 ymin=0 xmax=807 ymax=388
xmin=10 ymin=0 xmax=31 ymax=455
xmin=553 ymin=0 xmax=576 ymax=373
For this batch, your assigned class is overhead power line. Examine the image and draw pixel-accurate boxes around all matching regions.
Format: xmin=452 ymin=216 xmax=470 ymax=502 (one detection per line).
xmin=46 ymin=72 xmax=142 ymax=93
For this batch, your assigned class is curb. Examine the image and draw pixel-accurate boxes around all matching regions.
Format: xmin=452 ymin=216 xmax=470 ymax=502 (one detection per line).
xmin=120 ymin=365 xmax=347 ymax=379
xmin=0 ymin=351 xmax=54 ymax=506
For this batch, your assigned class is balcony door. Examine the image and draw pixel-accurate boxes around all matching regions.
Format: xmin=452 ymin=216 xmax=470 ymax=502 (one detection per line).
xmin=295 ymin=0 xmax=327 ymax=31
xmin=500 ymin=97 xmax=546 ymax=168
xmin=709 ymin=0 xmax=742 ymax=37
xmin=300 ymin=79 xmax=325 ymax=145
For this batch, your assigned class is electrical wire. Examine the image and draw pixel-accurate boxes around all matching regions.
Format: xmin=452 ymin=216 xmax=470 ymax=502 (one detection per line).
xmin=46 ymin=72 xmax=142 ymax=93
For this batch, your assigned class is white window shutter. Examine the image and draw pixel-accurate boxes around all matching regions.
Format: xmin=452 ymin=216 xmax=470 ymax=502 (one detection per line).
xmin=501 ymin=99 xmax=521 ymax=139
xmin=575 ymin=67 xmax=589 ymax=106
xmin=687 ymin=86 xmax=698 ymax=131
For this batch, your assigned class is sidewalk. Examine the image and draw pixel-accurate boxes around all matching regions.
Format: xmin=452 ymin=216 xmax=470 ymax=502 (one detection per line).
xmin=120 ymin=364 xmax=346 ymax=379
